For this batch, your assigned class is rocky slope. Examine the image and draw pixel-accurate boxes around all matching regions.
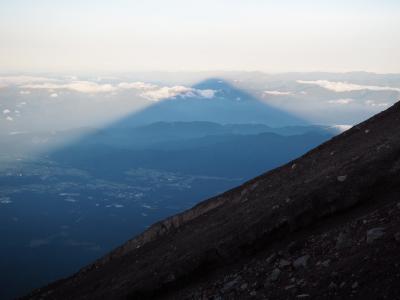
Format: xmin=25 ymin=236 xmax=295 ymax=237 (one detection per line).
xmin=23 ymin=102 xmax=400 ymax=299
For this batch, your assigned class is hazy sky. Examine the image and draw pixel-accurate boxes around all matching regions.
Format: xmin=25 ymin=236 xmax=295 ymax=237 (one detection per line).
xmin=1 ymin=0 xmax=399 ymax=73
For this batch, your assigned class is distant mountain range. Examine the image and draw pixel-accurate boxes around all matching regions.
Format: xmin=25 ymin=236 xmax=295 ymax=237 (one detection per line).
xmin=1 ymin=120 xmax=340 ymax=158
xmin=50 ymin=124 xmax=332 ymax=179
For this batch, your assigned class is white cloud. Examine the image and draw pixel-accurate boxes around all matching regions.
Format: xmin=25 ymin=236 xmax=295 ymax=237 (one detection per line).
xmin=197 ymin=89 xmax=215 ymax=99
xmin=50 ymin=93 xmax=59 ymax=98
xmin=140 ymin=86 xmax=192 ymax=101
xmin=331 ymin=124 xmax=352 ymax=132
xmin=365 ymin=100 xmax=389 ymax=107
xmin=0 ymin=76 xmax=59 ymax=86
xmin=327 ymin=98 xmax=354 ymax=105
xmin=0 ymin=197 xmax=12 ymax=204
xmin=16 ymin=102 xmax=27 ymax=107
xmin=118 ymin=81 xmax=158 ymax=90
xmin=6 ymin=116 xmax=13 ymax=121
xmin=264 ymin=90 xmax=292 ymax=96
xmin=25 ymin=80 xmax=159 ymax=94
xmin=13 ymin=77 xmax=216 ymax=100
xmin=19 ymin=90 xmax=31 ymax=95
xmin=140 ymin=86 xmax=215 ymax=101
xmin=297 ymin=80 xmax=400 ymax=93
xmin=9 ymin=131 xmax=28 ymax=135
xmin=23 ymin=81 xmax=118 ymax=93
xmin=141 ymin=86 xmax=190 ymax=101
xmin=3 ymin=109 xmax=11 ymax=114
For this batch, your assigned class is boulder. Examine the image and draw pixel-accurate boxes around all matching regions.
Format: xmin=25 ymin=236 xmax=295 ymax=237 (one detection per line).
xmin=366 ymin=227 xmax=385 ymax=244
xmin=293 ymin=255 xmax=310 ymax=269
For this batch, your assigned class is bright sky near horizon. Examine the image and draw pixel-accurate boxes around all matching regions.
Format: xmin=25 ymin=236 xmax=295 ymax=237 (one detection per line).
xmin=0 ymin=0 xmax=399 ymax=73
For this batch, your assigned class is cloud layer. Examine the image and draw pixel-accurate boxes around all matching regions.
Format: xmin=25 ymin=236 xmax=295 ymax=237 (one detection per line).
xmin=264 ymin=90 xmax=292 ymax=96
xmin=23 ymin=81 xmax=117 ymax=94
xmin=0 ymin=76 xmax=216 ymax=101
xmin=328 ymin=98 xmax=353 ymax=105
xmin=140 ymin=86 xmax=215 ymax=101
xmin=297 ymin=80 xmax=400 ymax=93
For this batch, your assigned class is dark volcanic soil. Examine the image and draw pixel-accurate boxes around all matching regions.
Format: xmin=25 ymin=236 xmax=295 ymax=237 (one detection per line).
xmin=164 ymin=189 xmax=400 ymax=299
xmin=22 ymin=102 xmax=400 ymax=300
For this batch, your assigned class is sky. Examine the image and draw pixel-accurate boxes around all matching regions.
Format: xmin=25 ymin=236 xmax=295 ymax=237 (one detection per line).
xmin=0 ymin=0 xmax=399 ymax=73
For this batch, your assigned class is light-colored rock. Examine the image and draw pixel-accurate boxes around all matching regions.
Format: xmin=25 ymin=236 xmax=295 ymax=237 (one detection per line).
xmin=337 ymin=175 xmax=347 ymax=182
xmin=279 ymin=259 xmax=291 ymax=268
xmin=394 ymin=232 xmax=400 ymax=243
xmin=329 ymin=282 xmax=338 ymax=289
xmin=366 ymin=227 xmax=385 ymax=244
xmin=336 ymin=232 xmax=352 ymax=249
xmin=165 ymin=273 xmax=175 ymax=283
xmin=240 ymin=189 xmax=248 ymax=197
xmin=285 ymin=284 xmax=296 ymax=290
xmin=268 ymin=268 xmax=281 ymax=282
xmin=296 ymin=279 xmax=306 ymax=287
xmin=321 ymin=259 xmax=331 ymax=267
xmin=266 ymin=253 xmax=277 ymax=264
xmin=293 ymin=255 xmax=310 ymax=269
xmin=222 ymin=276 xmax=240 ymax=291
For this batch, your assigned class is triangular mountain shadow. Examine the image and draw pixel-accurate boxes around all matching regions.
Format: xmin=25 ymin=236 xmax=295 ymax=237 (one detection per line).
xmin=47 ymin=78 xmax=319 ymax=179
xmin=108 ymin=78 xmax=308 ymax=128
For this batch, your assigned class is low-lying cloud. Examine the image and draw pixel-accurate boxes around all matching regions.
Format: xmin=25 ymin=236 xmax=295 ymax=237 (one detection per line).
xmin=331 ymin=124 xmax=353 ymax=132
xmin=264 ymin=90 xmax=293 ymax=96
xmin=0 ymin=75 xmax=59 ymax=86
xmin=140 ymin=86 xmax=215 ymax=101
xmin=365 ymin=100 xmax=389 ymax=107
xmin=23 ymin=81 xmax=117 ymax=94
xmin=328 ymin=98 xmax=354 ymax=105
xmin=117 ymin=81 xmax=157 ymax=90
xmin=297 ymin=80 xmax=400 ymax=93
xmin=0 ymin=75 xmax=216 ymax=101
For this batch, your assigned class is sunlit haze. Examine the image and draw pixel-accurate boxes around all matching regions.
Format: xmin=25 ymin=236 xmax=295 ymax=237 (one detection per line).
xmin=1 ymin=0 xmax=399 ymax=73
